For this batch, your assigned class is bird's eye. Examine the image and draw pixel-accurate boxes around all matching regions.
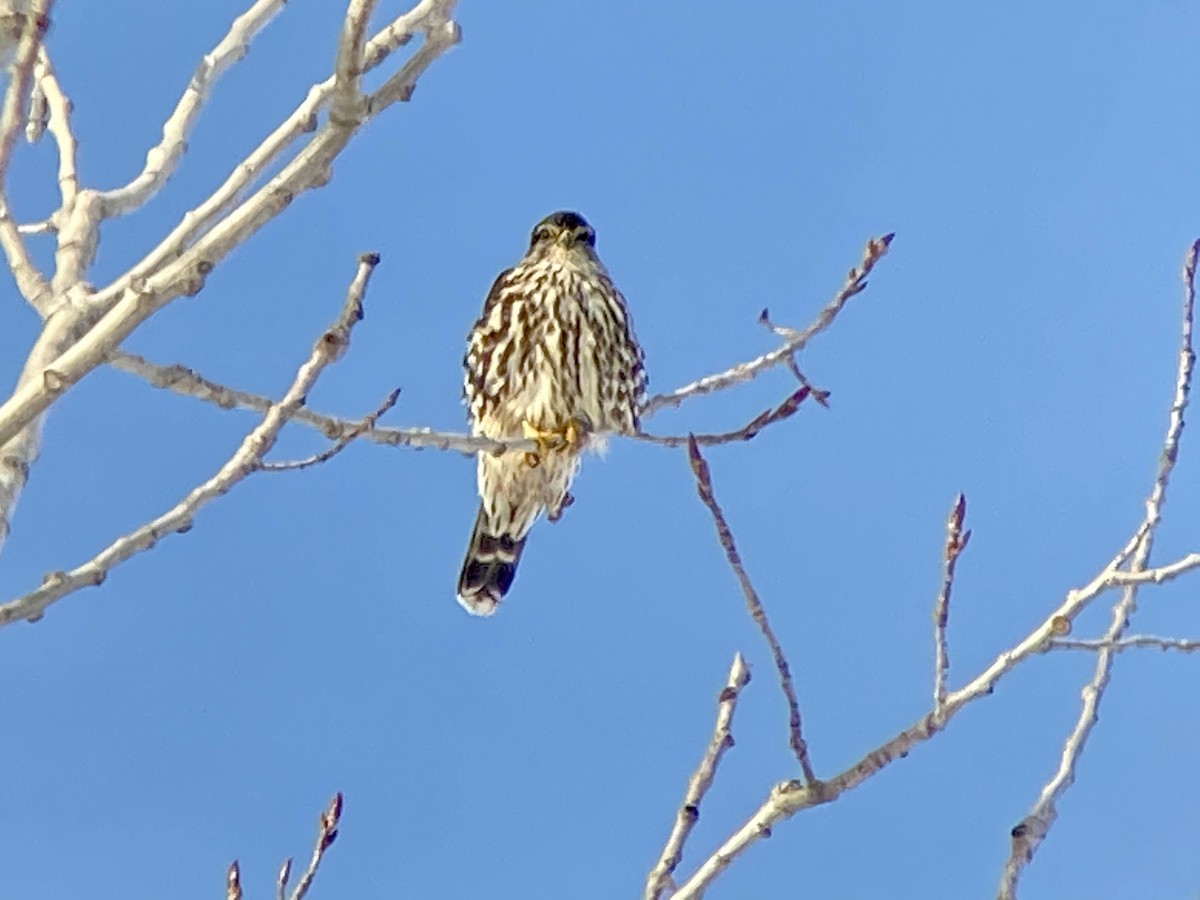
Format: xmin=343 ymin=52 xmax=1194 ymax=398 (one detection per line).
xmin=581 ymin=227 xmax=596 ymax=246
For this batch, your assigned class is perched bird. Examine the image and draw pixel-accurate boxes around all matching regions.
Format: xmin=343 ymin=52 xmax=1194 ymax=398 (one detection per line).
xmin=457 ymin=211 xmax=647 ymax=615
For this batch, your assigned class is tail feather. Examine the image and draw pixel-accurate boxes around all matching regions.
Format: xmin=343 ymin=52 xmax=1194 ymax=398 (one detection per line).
xmin=456 ymin=506 xmax=527 ymax=616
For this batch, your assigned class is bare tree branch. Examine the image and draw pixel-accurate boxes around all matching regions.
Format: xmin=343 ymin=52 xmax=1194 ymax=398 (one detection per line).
xmin=275 ymin=858 xmax=292 ymax=900
xmin=0 ymin=1 xmax=459 ymax=564
xmin=0 ymin=0 xmax=52 ymax=312
xmin=288 ymin=792 xmax=343 ymax=900
xmin=226 ymin=793 xmax=341 ymax=900
xmin=0 ymin=0 xmax=46 ymax=186
xmin=0 ymin=253 xmax=379 ymax=628
xmin=644 ymin=233 xmax=893 ymax=416
xmin=86 ymin=0 xmax=460 ymax=322
xmin=107 ymin=349 xmax=534 ymax=456
xmin=110 ymin=357 xmax=820 ymax=456
xmin=261 ymin=388 xmax=401 ymax=472
xmin=933 ymin=493 xmax=970 ymax=711
xmin=998 ymin=237 xmax=1198 ymax=899
xmin=34 ymin=46 xmax=77 ymax=221
xmin=671 ymin=244 xmax=1199 ymax=897
xmin=1106 ymin=551 xmax=1200 ymax=586
xmin=1051 ymin=635 xmax=1200 ymax=653
xmin=97 ymin=0 xmax=289 ymax=217
xmin=646 ymin=653 xmax=751 ymax=900
xmin=686 ymin=436 xmax=817 ymax=784
xmin=0 ymin=0 xmax=460 ymax=456
xmin=637 ymin=387 xmax=814 ymax=448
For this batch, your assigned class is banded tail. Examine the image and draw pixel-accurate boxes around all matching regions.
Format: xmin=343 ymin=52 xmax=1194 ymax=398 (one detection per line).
xmin=456 ymin=506 xmax=527 ymax=616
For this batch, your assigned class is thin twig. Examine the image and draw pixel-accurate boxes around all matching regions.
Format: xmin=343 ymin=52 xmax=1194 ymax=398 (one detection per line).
xmin=34 ymin=46 xmax=76 ymax=215
xmin=289 ymin=792 xmax=343 ymax=900
xmin=645 ymin=653 xmax=751 ymax=900
xmin=669 ymin=242 xmax=1199 ymax=899
xmin=998 ymin=238 xmax=1197 ymax=899
xmin=261 ymin=388 xmax=400 ymax=471
xmin=1051 ymin=635 xmax=1200 ymax=653
xmin=110 ymin=357 xmax=815 ymax=454
xmin=636 ymin=387 xmax=814 ymax=448
xmin=275 ymin=857 xmax=292 ymax=900
xmin=107 ymin=349 xmax=532 ymax=456
xmin=97 ymin=0 xmax=290 ymax=217
xmin=686 ymin=437 xmax=817 ymax=784
xmin=87 ymin=0 xmax=459 ymax=319
xmin=0 ymin=0 xmax=45 ymax=183
xmin=1107 ymin=551 xmax=1200 ymax=586
xmin=933 ymin=493 xmax=970 ymax=710
xmin=0 ymin=254 xmax=379 ymax=628
xmin=0 ymin=0 xmax=52 ymax=312
xmin=644 ymin=233 xmax=893 ymax=416
xmin=0 ymin=1 xmax=461 ymax=454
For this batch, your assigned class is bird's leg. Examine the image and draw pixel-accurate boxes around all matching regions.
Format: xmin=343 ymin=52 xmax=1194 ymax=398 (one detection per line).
xmin=522 ymin=419 xmax=558 ymax=467
xmin=548 ymin=491 xmax=575 ymax=523
xmin=562 ymin=417 xmax=589 ymax=453
xmin=522 ymin=417 xmax=590 ymax=467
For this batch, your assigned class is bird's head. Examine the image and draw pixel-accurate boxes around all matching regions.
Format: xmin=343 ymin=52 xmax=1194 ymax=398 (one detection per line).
xmin=529 ymin=210 xmax=596 ymax=254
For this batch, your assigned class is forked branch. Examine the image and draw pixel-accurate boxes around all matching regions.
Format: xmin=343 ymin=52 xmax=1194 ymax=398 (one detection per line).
xmin=686 ymin=437 xmax=816 ymax=784
xmin=998 ymin=238 xmax=1198 ymax=899
xmin=645 ymin=653 xmax=751 ymax=900
xmin=0 ymin=253 xmax=380 ymax=627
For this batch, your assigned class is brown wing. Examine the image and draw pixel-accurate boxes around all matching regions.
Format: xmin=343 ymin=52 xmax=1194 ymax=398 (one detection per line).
xmin=463 ymin=266 xmax=515 ymax=424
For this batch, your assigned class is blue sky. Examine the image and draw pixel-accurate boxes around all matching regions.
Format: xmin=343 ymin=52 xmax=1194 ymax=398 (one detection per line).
xmin=2 ymin=2 xmax=1199 ymax=897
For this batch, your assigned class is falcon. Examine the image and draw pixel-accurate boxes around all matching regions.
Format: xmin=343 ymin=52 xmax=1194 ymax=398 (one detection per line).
xmin=457 ymin=211 xmax=647 ymax=615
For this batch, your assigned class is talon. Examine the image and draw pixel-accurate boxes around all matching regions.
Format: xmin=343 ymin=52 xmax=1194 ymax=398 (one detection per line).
xmin=521 ymin=417 xmax=589 ymax=463
xmin=563 ymin=418 xmax=585 ymax=452
xmin=548 ymin=492 xmax=575 ymax=523
xmin=522 ymin=419 xmax=555 ymax=465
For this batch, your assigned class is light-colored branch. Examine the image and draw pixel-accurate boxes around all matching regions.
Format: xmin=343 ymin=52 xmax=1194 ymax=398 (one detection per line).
xmin=287 ymin=792 xmax=343 ymax=900
xmin=1106 ymin=551 xmax=1200 ymax=586
xmin=97 ymin=0 xmax=289 ymax=217
xmin=1052 ymin=635 xmax=1200 ymax=653
xmin=34 ymin=46 xmax=75 ymax=216
xmin=998 ymin=238 xmax=1198 ymax=899
xmin=673 ymin=242 xmax=1198 ymax=895
xmin=0 ymin=0 xmax=52 ymax=312
xmin=0 ymin=0 xmax=45 ymax=182
xmin=646 ymin=653 xmax=751 ymax=900
xmin=637 ymin=387 xmax=814 ymax=448
xmin=226 ymin=793 xmax=341 ymax=900
xmin=0 ymin=49 xmax=97 ymax=562
xmin=330 ymin=0 xmax=374 ymax=126
xmin=0 ymin=254 xmax=379 ymax=628
xmin=0 ymin=305 xmax=90 ymax=557
xmin=643 ymin=233 xmax=893 ymax=417
xmin=23 ymin=53 xmax=44 ymax=142
xmin=108 ymin=369 xmax=816 ymax=459
xmin=87 ymin=0 xmax=459 ymax=320
xmin=15 ymin=216 xmax=52 ymax=235
xmin=260 ymin=388 xmax=400 ymax=472
xmin=275 ymin=858 xmax=292 ymax=900
xmin=933 ymin=493 xmax=969 ymax=711
xmin=686 ymin=436 xmax=817 ymax=784
xmin=107 ymin=349 xmax=533 ymax=455
xmin=0 ymin=0 xmax=460 ymax=454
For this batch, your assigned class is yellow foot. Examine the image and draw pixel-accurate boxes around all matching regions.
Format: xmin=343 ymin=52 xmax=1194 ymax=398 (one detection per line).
xmin=562 ymin=418 xmax=588 ymax=453
xmin=521 ymin=418 xmax=590 ymax=464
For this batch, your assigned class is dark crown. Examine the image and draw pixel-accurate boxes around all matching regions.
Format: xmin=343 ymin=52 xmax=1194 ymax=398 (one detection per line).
xmin=530 ymin=210 xmax=596 ymax=249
